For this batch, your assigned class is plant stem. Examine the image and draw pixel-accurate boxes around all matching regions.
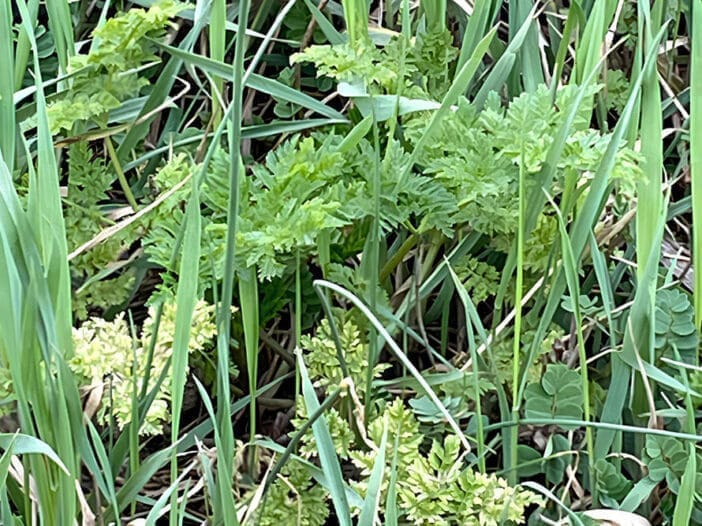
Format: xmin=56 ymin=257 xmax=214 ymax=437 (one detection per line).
xmin=104 ymin=136 xmax=138 ymax=212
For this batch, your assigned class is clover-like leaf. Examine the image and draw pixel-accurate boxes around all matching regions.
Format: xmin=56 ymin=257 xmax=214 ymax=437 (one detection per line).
xmin=655 ymin=288 xmax=698 ymax=354
xmin=524 ymin=363 xmax=583 ymax=428
xmin=643 ymin=436 xmax=688 ymax=490
xmin=595 ymin=459 xmax=633 ymax=508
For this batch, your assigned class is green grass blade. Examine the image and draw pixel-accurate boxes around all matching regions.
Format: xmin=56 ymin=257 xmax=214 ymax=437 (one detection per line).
xmin=116 ymin=2 xmax=209 ymax=159
xmin=110 ymin=443 xmax=180 ymax=520
xmin=384 ymin=429 xmax=401 ymax=526
xmin=192 ymin=377 xmax=239 ymax=525
xmin=574 ymin=0 xmax=617 ymax=83
xmin=508 ymin=0 xmax=543 ymax=93
xmin=303 ymin=0 xmax=345 ymax=45
xmin=210 ymin=0 xmax=226 ymax=127
xmin=446 ymin=263 xmax=486 ymax=473
xmin=358 ymin=421 xmax=388 ymax=526
xmin=239 ymin=267 xmax=260 ymax=447
xmin=519 ymin=22 xmax=670 ymax=402
xmin=213 ymin=0 xmax=251 ymax=507
xmin=168 ymin=176 xmax=202 ymax=524
xmin=473 ymin=5 xmax=537 ymax=109
xmin=0 ymin=1 xmax=14 ymax=173
xmin=691 ymin=0 xmax=702 ymax=331
xmin=43 ymin=0 xmax=73 ymax=74
xmin=151 ymin=42 xmax=346 ymax=120
xmin=548 ymin=193 xmax=596 ymax=504
xmin=314 ymin=280 xmax=472 ymax=452
xmin=637 ymin=0 xmax=663 ymax=300
xmin=421 ymin=0 xmax=446 ymax=30
xmin=672 ymin=349 xmax=696 ymax=525
xmin=297 ymin=350 xmax=351 ymax=525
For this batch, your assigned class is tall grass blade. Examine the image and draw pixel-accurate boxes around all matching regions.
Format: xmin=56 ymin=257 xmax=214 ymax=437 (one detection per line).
xmin=672 ymin=349 xmax=696 ymax=525
xmin=214 ymin=0 xmax=251 ymax=512
xmin=193 ymin=377 xmax=239 ymax=525
xmin=473 ymin=5 xmax=537 ymax=109
xmin=44 ymin=0 xmax=73 ymax=74
xmin=520 ymin=22 xmax=669 ymax=402
xmin=303 ymin=0 xmax=345 ymax=45
xmin=239 ymin=267 xmax=260 ymax=447
xmin=314 ymin=280 xmax=471 ymax=451
xmin=297 ymin=350 xmax=351 ymax=525
xmin=548 ymin=193 xmax=596 ymax=503
xmin=574 ymin=0 xmax=617 ymax=83
xmin=691 ymin=0 xmax=702 ymax=331
xmin=210 ymin=0 xmax=226 ymax=127
xmin=446 ymin=264 xmax=486 ymax=472
xmin=456 ymin=0 xmax=496 ymax=72
xmin=358 ymin=421 xmax=387 ymax=526
xmin=152 ymin=42 xmax=346 ymax=120
xmin=168 ymin=176 xmax=202 ymax=525
xmin=0 ymin=1 xmax=14 ymax=173
xmin=508 ymin=0 xmax=543 ymax=93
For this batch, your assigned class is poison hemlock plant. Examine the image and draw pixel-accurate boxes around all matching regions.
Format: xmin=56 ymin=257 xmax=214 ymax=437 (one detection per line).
xmin=255 ymin=462 xmax=330 ymax=526
xmin=300 ymin=317 xmax=388 ymax=397
xmin=44 ymin=1 xmax=187 ymax=134
xmin=254 ymin=322 xmax=542 ymax=525
xmin=397 ymin=434 xmax=541 ymax=525
xmin=65 ymin=142 xmax=136 ymax=319
xmin=70 ymin=299 xmax=215 ymax=434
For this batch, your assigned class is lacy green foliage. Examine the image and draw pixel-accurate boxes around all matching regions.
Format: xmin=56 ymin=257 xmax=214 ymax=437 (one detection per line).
xmin=452 ymin=255 xmax=500 ymax=303
xmin=291 ymin=398 xmax=356 ymax=459
xmin=524 ymin=363 xmax=583 ymax=427
xmin=492 ymin=213 xmax=559 ymax=274
xmin=411 ymin=29 xmax=457 ymax=97
xmin=292 ymin=41 xmax=397 ymax=90
xmin=145 ymin=133 xmax=454 ymax=284
xmin=141 ymin=153 xmax=196 ymax=280
xmin=70 ymin=299 xmax=215 ymax=434
xmin=398 ymin=435 xmax=542 ymax=525
xmin=292 ymin=28 xmax=458 ymax=99
xmin=594 ymin=459 xmax=632 ymax=508
xmin=412 ymin=84 xmax=642 ymax=239
xmin=141 ymin=82 xmax=641 ymax=295
xmin=45 ymin=1 xmax=186 ymax=133
xmin=300 ymin=317 xmax=388 ymax=397
xmin=350 ymin=399 xmax=429 ymax=501
xmin=254 ymin=462 xmax=330 ymax=526
xmin=348 ymin=400 xmax=541 ymax=524
xmin=64 ymin=143 xmax=135 ymax=319
xmin=654 ymin=288 xmax=698 ymax=356
xmin=604 ymin=69 xmax=631 ymax=112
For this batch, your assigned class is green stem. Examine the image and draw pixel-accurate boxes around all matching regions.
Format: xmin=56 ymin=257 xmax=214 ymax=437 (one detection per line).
xmin=380 ymin=233 xmax=418 ymax=281
xmin=295 ymin=249 xmax=302 ymax=399
xmin=508 ymin=146 xmax=526 ymax=486
xmin=104 ymin=137 xmax=138 ymax=211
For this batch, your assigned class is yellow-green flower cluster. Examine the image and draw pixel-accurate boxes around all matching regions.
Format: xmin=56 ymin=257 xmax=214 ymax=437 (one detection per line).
xmin=70 ymin=299 xmax=216 ymax=434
